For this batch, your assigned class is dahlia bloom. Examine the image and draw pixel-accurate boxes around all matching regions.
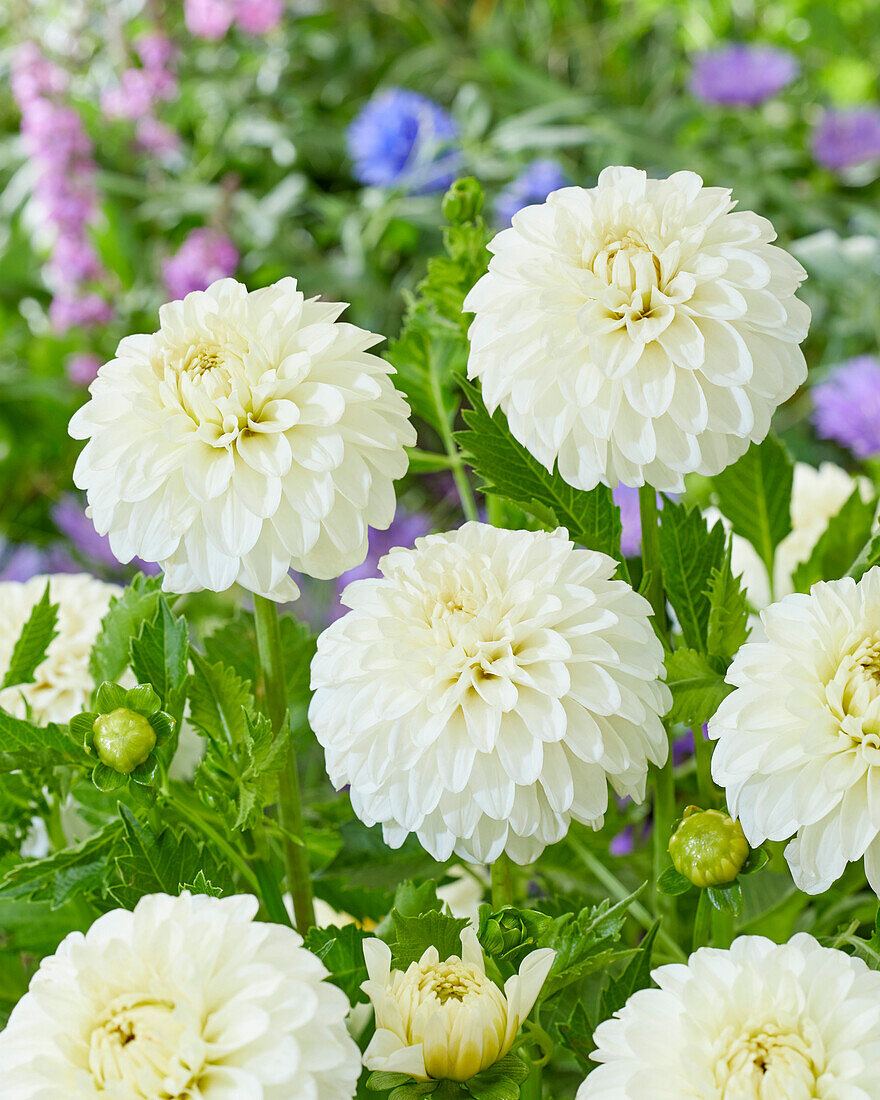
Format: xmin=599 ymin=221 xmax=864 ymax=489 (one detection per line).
xmin=710 ymin=568 xmax=880 ymax=893
xmin=347 ymin=88 xmax=461 ymax=194
xmin=689 ymin=44 xmax=798 ymax=107
xmin=578 ymin=934 xmax=880 ymax=1098
xmin=465 ymin=166 xmax=810 ymax=492
xmin=812 ymin=355 xmax=880 ymax=459
xmin=496 ymin=159 xmax=569 ymax=226
xmin=310 ymin=523 xmax=670 ymax=864
xmin=813 ymin=108 xmax=880 ymax=171
xmin=69 ymin=278 xmax=415 ymax=601
xmin=0 ymin=892 xmax=361 ymax=1099
xmin=705 ymin=460 xmax=872 ymax=609
xmin=362 ymin=926 xmax=554 ymax=1081
xmin=0 ymin=573 xmax=120 ymax=725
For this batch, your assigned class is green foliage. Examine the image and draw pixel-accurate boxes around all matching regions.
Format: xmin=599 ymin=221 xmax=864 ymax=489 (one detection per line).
xmin=792 ymin=487 xmax=879 ymax=591
xmin=386 ymin=909 xmax=470 ymax=971
xmin=89 ymin=573 xmax=164 ymax=685
xmin=706 ymin=542 xmax=751 ymax=658
xmin=658 ymin=500 xmax=725 ymax=651
xmin=130 ymin=598 xmax=189 ymax=716
xmin=597 ymin=921 xmax=660 ymax=1023
xmin=0 ymin=821 xmax=122 ymax=908
xmin=664 ymin=648 xmax=733 ymax=728
xmin=456 ymin=378 xmax=622 ymax=559
xmin=305 ymin=923 xmax=372 ymax=1004
xmin=365 ymin=1055 xmax=528 ymax=1100
xmin=712 ymin=435 xmax=794 ymax=577
xmin=1 ymin=581 xmax=58 ymax=691
xmin=0 ymin=709 xmax=90 ymax=773
xmin=538 ymin=891 xmax=641 ymax=999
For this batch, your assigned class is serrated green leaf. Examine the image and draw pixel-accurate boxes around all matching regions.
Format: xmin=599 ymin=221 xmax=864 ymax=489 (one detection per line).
xmin=180 ymin=869 xmax=224 ymax=897
xmin=706 ymin=541 xmax=751 ymax=658
xmin=386 ymin=909 xmax=470 ymax=970
xmin=466 ymin=1054 xmax=529 ymax=1100
xmin=188 ymin=653 xmax=252 ymax=747
xmin=792 ymin=486 xmax=878 ymax=592
xmin=234 ymin=710 xmax=290 ymax=830
xmin=658 ymin=499 xmax=725 ymax=651
xmin=130 ymin=599 xmax=189 ymax=713
xmin=712 ymin=435 xmax=794 ymax=576
xmin=539 ymin=892 xmax=641 ymax=999
xmin=89 ymin=573 xmax=164 ymax=685
xmin=847 ymin=530 xmax=880 ymax=582
xmin=598 ymin=922 xmax=660 ymax=1022
xmin=665 ymin=647 xmax=732 ymax=728
xmin=0 ymin=709 xmax=90 ymax=773
xmin=1 ymin=581 xmax=58 ymax=691
xmin=456 ymin=377 xmax=622 ymax=559
xmin=305 ymin=922 xmax=372 ymax=1003
xmin=0 ymin=821 xmax=123 ymax=907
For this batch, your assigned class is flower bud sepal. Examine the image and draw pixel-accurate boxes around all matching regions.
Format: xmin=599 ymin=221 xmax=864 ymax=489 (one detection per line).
xmin=365 ymin=1053 xmax=530 ymax=1099
xmin=73 ymin=682 xmax=173 ymax=803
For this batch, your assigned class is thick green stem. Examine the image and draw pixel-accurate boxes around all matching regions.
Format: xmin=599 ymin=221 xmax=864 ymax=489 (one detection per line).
xmin=637 ymin=485 xmax=668 ymax=638
xmin=520 ymin=1061 xmax=543 ymax=1100
xmin=711 ymin=907 xmax=735 ymax=950
xmin=692 ymin=725 xmax=715 ymax=805
xmin=253 ymin=594 xmax=315 ymax=935
xmin=431 ymin=373 xmax=477 ymax=521
xmin=693 ymin=890 xmax=712 ymax=952
xmin=491 ymin=851 xmax=515 ymax=909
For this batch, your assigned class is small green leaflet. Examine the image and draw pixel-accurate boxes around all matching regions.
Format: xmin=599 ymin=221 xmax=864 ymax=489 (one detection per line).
xmin=657 ymin=499 xmax=725 ymax=652
xmin=305 ymin=922 xmax=372 ymax=1004
xmin=538 ymin=891 xmax=641 ymax=999
xmin=598 ymin=921 xmax=660 ymax=1021
xmin=0 ymin=820 xmax=123 ymax=908
xmin=712 ymin=435 xmax=793 ymax=577
xmin=386 ymin=909 xmax=470 ymax=970
xmin=0 ymin=709 xmax=90 ymax=773
xmin=664 ymin=648 xmax=733 ymax=728
xmin=130 ymin=598 xmax=189 ymax=714
xmin=90 ymin=573 xmax=164 ymax=684
xmin=1 ymin=581 xmax=58 ymax=691
xmin=792 ymin=486 xmax=879 ymax=592
xmin=456 ymin=377 xmax=622 ymax=560
xmin=706 ymin=542 xmax=751 ymax=658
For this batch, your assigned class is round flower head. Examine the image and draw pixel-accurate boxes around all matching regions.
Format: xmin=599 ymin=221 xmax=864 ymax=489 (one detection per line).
xmin=578 ymin=933 xmax=880 ymax=1098
xmin=0 ymin=573 xmax=120 ymax=724
xmin=689 ymin=44 xmax=798 ymax=108
xmin=69 ymin=278 xmax=415 ymax=600
xmin=347 ymin=87 xmax=461 ymax=194
xmin=813 ymin=108 xmax=880 ymax=171
xmin=464 ymin=166 xmax=810 ymax=492
xmin=362 ymin=926 xmax=554 ymax=1081
xmin=710 ymin=568 xmax=880 ymax=893
xmin=813 ymin=355 xmax=880 ymax=459
xmin=309 ymin=522 xmax=670 ymax=864
xmin=0 ymin=891 xmax=361 ymax=1099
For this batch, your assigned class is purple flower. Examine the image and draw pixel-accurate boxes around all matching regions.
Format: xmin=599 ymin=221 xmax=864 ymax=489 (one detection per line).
xmin=496 ymin=160 xmax=569 ymax=225
xmin=135 ymin=33 xmax=176 ymax=72
xmin=0 ymin=541 xmax=79 ymax=582
xmin=235 ymin=0 xmax=284 ymax=33
xmin=812 ymin=355 xmax=880 ymax=458
xmin=813 ymin=109 xmax=880 ymax=171
xmin=162 ymin=229 xmax=239 ymax=301
xmin=184 ymin=0 xmax=235 ymax=39
xmin=51 ymin=494 xmax=160 ymax=575
xmin=689 ymin=44 xmax=798 ymax=107
xmin=347 ymin=88 xmax=461 ymax=194
xmin=674 ymin=728 xmax=698 ymax=766
xmin=65 ymin=352 xmax=102 ymax=386
xmin=49 ymin=293 xmax=112 ymax=332
xmin=613 ymin=486 xmax=643 ymax=558
xmin=610 ymin=826 xmax=635 ymax=857
xmin=135 ymin=116 xmax=181 ymax=157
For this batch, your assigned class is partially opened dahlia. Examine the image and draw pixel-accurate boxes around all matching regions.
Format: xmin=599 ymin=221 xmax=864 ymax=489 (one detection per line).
xmin=69 ymin=278 xmax=415 ymax=600
xmin=309 ymin=522 xmax=670 ymax=864
xmin=465 ymin=166 xmax=809 ymax=492
xmin=578 ymin=934 xmax=880 ymax=1098
xmin=0 ymin=891 xmax=361 ymax=1099
xmin=710 ymin=568 xmax=880 ymax=893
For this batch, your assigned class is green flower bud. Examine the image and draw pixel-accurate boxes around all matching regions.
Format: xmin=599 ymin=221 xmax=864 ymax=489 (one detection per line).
xmin=92 ymin=708 xmax=157 ymax=774
xmin=668 ymin=806 xmax=749 ymax=888
xmin=442 ymin=177 xmax=484 ymax=224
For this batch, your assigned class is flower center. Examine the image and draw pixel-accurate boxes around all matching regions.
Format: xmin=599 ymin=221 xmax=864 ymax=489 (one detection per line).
xmin=88 ymin=994 xmax=203 ymax=1098
xmin=417 ymin=960 xmax=483 ymax=1005
xmin=182 ymin=341 xmax=227 ymax=377
xmin=719 ymin=1024 xmax=819 ymax=1099
xmin=592 ymin=231 xmax=664 ymax=293
xmin=826 ymin=630 xmax=880 ymax=758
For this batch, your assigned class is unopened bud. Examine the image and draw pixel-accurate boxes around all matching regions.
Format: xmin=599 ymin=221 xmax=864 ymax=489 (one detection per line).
xmin=668 ymin=806 xmax=749 ymax=888
xmin=92 ymin=708 xmax=156 ymax=774
xmin=442 ymin=177 xmax=484 ymax=224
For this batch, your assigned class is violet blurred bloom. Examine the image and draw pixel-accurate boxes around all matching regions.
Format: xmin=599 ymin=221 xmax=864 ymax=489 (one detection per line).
xmin=65 ymin=352 xmax=102 ymax=387
xmin=135 ymin=116 xmax=181 ymax=157
xmin=813 ymin=108 xmax=880 ymax=171
xmin=496 ymin=159 xmax=569 ymax=226
xmin=51 ymin=494 xmax=160 ymax=575
xmin=0 ymin=542 xmax=79 ymax=582
xmin=612 ymin=485 xmax=643 ymax=557
xmin=162 ymin=229 xmax=239 ymax=301
xmin=689 ymin=44 xmax=798 ymax=108
xmin=235 ymin=0 xmax=284 ymax=33
xmin=10 ymin=42 xmax=66 ymax=103
xmin=812 ymin=355 xmax=880 ymax=458
xmin=135 ymin=33 xmax=176 ymax=71
xmin=674 ymin=728 xmax=697 ymax=765
xmin=184 ymin=0 xmax=235 ymax=38
xmin=49 ymin=293 xmax=113 ymax=332
xmin=347 ymin=88 xmax=461 ymax=194
xmin=610 ymin=826 xmax=635 ymax=857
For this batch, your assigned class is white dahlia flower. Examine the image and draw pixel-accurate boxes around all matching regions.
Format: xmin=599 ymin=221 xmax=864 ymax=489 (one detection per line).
xmin=0 ymin=573 xmax=120 ymax=725
xmin=710 ymin=568 xmax=880 ymax=893
xmin=705 ymin=460 xmax=873 ymax=609
xmin=69 ymin=278 xmax=415 ymax=601
xmin=309 ymin=522 xmax=670 ymax=864
xmin=578 ymin=933 xmax=880 ymax=1099
xmin=362 ymin=926 xmax=554 ymax=1082
xmin=465 ymin=166 xmax=809 ymax=492
xmin=0 ymin=891 xmax=361 ymax=1100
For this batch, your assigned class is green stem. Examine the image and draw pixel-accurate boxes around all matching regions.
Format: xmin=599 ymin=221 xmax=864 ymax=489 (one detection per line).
xmin=432 ymin=378 xmax=478 ymax=522
xmin=491 ymin=851 xmax=515 ymax=909
xmin=520 ymin=1061 xmax=543 ymax=1100
xmin=253 ymin=595 xmax=315 ymax=935
xmin=637 ymin=485 xmax=668 ymax=639
xmin=569 ymin=836 xmax=686 ymax=963
xmin=693 ymin=890 xmax=712 ymax=952
xmin=692 ymin=725 xmax=715 ymax=805
xmin=711 ymin=906 xmax=735 ymax=949
xmin=166 ymin=785 xmax=262 ymax=894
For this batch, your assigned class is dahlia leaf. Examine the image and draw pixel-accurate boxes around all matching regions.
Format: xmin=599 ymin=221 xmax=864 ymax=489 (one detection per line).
xmin=130 ymin=598 xmax=189 ymax=716
xmin=0 ymin=709 xmax=90 ymax=773
xmin=233 ymin=710 xmax=290 ymax=831
xmin=792 ymin=485 xmax=878 ymax=592
xmin=658 ymin=500 xmax=726 ymax=651
xmin=456 ymin=377 xmax=623 ymax=560
xmin=305 ymin=923 xmax=372 ymax=1004
xmin=386 ymin=909 xmax=470 ymax=970
xmin=0 ymin=820 xmax=123 ymax=908
xmin=706 ymin=541 xmax=751 ymax=658
xmin=89 ymin=573 xmax=164 ymax=685
xmin=538 ymin=893 xmax=639 ymax=998
xmin=179 ymin=870 xmax=224 ymax=898
xmin=847 ymin=529 xmax=880 ymax=583
xmin=712 ymin=434 xmax=794 ymax=577
xmin=188 ymin=653 xmax=252 ymax=747
xmin=598 ymin=921 xmax=660 ymax=1024
xmin=466 ymin=1053 xmax=529 ymax=1099
xmin=664 ymin=648 xmax=733 ymax=728
xmin=1 ymin=581 xmax=58 ymax=691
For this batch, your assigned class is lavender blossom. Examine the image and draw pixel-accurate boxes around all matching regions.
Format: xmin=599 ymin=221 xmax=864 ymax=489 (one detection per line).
xmin=65 ymin=352 xmax=102 ymax=386
xmin=235 ymin=0 xmax=284 ymax=33
xmin=184 ymin=0 xmax=235 ymax=39
xmin=52 ymin=494 xmax=160 ymax=575
xmin=162 ymin=229 xmax=239 ymax=301
xmin=812 ymin=355 xmax=880 ymax=458
xmin=495 ymin=160 xmax=569 ymax=225
xmin=347 ymin=88 xmax=461 ymax=194
xmin=689 ymin=44 xmax=798 ymax=107
xmin=813 ymin=108 xmax=880 ymax=171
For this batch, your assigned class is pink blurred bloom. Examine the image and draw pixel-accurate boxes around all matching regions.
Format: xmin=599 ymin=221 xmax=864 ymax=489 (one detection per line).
xmin=162 ymin=228 xmax=239 ymax=300
xmin=235 ymin=0 xmax=285 ymax=34
xmin=184 ymin=0 xmax=235 ymax=39
xmin=65 ymin=352 xmax=102 ymax=386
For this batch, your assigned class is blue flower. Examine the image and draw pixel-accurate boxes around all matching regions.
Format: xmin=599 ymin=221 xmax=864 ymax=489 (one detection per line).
xmin=347 ymin=88 xmax=461 ymax=193
xmin=495 ymin=159 xmax=569 ymax=225
xmin=812 ymin=355 xmax=880 ymax=458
